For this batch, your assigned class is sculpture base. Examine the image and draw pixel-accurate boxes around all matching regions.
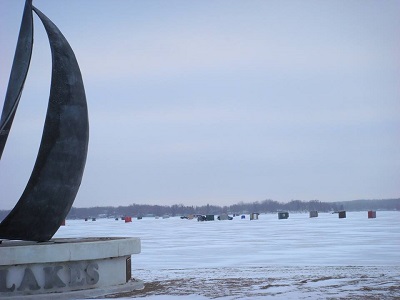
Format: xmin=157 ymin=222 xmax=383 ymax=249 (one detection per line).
xmin=0 ymin=237 xmax=141 ymax=298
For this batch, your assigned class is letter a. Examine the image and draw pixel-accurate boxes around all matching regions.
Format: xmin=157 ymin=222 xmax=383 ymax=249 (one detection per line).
xmin=17 ymin=268 xmax=40 ymax=291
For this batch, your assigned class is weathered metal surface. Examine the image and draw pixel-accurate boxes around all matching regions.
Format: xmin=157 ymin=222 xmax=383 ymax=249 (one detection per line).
xmin=0 ymin=3 xmax=89 ymax=241
xmin=0 ymin=0 xmax=33 ymax=159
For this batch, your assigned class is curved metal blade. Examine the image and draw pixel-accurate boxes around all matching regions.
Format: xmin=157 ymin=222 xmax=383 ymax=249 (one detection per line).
xmin=0 ymin=6 xmax=89 ymax=241
xmin=0 ymin=0 xmax=33 ymax=160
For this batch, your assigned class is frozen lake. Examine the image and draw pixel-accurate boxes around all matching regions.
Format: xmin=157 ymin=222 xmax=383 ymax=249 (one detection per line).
xmin=55 ymin=211 xmax=400 ymax=299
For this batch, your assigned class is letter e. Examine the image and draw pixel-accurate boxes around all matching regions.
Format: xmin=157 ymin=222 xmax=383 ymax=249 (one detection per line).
xmin=69 ymin=264 xmax=85 ymax=287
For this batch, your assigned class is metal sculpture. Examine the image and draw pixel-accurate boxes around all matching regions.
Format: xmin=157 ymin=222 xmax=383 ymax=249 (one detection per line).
xmin=0 ymin=0 xmax=89 ymax=242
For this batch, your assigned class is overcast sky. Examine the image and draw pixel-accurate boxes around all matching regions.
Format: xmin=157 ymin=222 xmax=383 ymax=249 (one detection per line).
xmin=0 ymin=0 xmax=399 ymax=209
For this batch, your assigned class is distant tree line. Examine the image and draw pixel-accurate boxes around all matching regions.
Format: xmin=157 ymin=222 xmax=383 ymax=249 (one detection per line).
xmin=65 ymin=198 xmax=399 ymax=219
xmin=0 ymin=198 xmax=398 ymax=221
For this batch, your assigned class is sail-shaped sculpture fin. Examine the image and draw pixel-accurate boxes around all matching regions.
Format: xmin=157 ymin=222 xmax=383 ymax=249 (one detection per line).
xmin=0 ymin=0 xmax=33 ymax=159
xmin=0 ymin=5 xmax=89 ymax=241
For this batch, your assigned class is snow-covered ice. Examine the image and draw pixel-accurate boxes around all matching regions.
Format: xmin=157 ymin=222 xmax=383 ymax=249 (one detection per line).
xmin=55 ymin=211 xmax=400 ymax=299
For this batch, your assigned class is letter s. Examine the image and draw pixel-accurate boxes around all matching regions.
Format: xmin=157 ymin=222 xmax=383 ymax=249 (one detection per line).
xmin=85 ymin=263 xmax=99 ymax=285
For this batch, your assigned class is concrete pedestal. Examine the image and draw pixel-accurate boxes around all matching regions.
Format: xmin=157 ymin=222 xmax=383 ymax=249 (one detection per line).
xmin=0 ymin=237 xmax=141 ymax=299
